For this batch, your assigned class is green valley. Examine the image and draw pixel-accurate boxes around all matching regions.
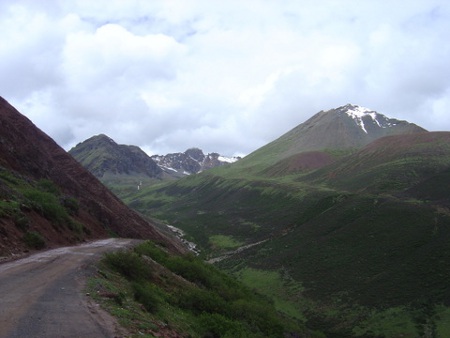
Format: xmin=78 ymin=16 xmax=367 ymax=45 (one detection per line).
xmin=71 ymin=105 xmax=450 ymax=336
xmin=116 ymin=128 xmax=450 ymax=336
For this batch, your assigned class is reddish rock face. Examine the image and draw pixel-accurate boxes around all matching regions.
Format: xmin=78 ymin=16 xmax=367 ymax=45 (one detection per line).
xmin=0 ymin=97 xmax=185 ymax=257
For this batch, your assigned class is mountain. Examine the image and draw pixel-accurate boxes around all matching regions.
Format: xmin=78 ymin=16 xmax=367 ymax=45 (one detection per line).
xmin=0 ymin=97 xmax=185 ymax=258
xmin=125 ymin=104 xmax=450 ymax=336
xmin=238 ymin=103 xmax=426 ymax=173
xmin=69 ymin=134 xmax=163 ymax=179
xmin=151 ymin=148 xmax=240 ymax=176
xmin=69 ymin=136 xmax=240 ymax=195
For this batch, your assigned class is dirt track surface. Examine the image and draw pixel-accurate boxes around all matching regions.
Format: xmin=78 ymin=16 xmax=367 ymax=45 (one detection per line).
xmin=0 ymin=238 xmax=139 ymax=338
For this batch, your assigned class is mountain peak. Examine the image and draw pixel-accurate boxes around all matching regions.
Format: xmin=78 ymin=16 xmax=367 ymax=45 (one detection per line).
xmin=241 ymin=104 xmax=427 ymax=168
xmin=337 ymin=104 xmax=380 ymax=134
xmin=69 ymin=135 xmax=162 ymax=178
xmin=339 ymin=103 xmax=373 ymax=116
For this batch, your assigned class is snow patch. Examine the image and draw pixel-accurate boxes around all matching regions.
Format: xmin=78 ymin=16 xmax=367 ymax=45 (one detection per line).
xmin=344 ymin=105 xmax=379 ymax=134
xmin=218 ymin=156 xmax=239 ymax=163
xmin=160 ymin=165 xmax=178 ymax=173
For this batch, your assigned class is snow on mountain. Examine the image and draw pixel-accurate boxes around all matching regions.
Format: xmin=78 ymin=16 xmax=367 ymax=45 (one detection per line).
xmin=341 ymin=104 xmax=399 ymax=134
xmin=218 ymin=155 xmax=240 ymax=164
xmin=345 ymin=105 xmax=375 ymax=133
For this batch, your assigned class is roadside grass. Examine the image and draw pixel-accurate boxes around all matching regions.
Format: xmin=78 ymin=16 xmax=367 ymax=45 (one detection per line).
xmin=87 ymin=241 xmax=309 ymax=337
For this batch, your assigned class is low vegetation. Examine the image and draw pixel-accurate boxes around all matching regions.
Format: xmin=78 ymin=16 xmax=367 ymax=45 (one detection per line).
xmin=88 ymin=241 xmax=312 ymax=337
xmin=108 ymin=133 xmax=450 ymax=336
xmin=0 ymin=167 xmax=85 ymax=248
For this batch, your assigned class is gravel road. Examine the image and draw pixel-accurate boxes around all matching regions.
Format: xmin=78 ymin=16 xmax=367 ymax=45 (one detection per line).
xmin=0 ymin=238 xmax=139 ymax=338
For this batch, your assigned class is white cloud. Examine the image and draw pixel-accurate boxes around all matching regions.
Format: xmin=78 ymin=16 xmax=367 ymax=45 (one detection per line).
xmin=62 ymin=24 xmax=184 ymax=89
xmin=1 ymin=0 xmax=450 ymax=157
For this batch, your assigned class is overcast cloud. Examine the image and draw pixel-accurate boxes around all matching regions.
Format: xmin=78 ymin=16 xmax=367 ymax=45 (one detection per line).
xmin=1 ymin=0 xmax=449 ymax=156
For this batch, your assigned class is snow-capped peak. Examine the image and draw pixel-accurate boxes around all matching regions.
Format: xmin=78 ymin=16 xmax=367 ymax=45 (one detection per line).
xmin=343 ymin=104 xmax=380 ymax=133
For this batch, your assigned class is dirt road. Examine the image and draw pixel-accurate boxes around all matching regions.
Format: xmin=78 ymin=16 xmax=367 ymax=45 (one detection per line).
xmin=0 ymin=238 xmax=139 ymax=338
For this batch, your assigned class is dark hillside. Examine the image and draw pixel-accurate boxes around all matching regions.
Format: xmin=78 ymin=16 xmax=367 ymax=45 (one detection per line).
xmin=0 ymin=96 xmax=184 ymax=257
xmin=68 ymin=134 xmax=163 ymax=178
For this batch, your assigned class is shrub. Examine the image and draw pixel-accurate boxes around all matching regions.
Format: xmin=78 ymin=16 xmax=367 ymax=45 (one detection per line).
xmin=36 ymin=179 xmax=59 ymax=194
xmin=22 ymin=188 xmax=67 ymax=223
xmin=176 ymin=288 xmax=227 ymax=315
xmin=134 ymin=241 xmax=169 ymax=264
xmin=196 ymin=313 xmax=247 ymax=338
xmin=67 ymin=219 xmax=84 ymax=234
xmin=165 ymin=255 xmax=215 ymax=288
xmin=23 ymin=231 xmax=46 ymax=249
xmin=61 ymin=196 xmax=79 ymax=215
xmin=230 ymin=299 xmax=284 ymax=336
xmin=103 ymin=250 xmax=152 ymax=281
xmin=14 ymin=213 xmax=29 ymax=231
xmin=132 ymin=282 xmax=160 ymax=313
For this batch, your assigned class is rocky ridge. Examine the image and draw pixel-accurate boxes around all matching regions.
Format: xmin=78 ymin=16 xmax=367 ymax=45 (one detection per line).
xmin=152 ymin=148 xmax=241 ymax=176
xmin=69 ymin=135 xmax=240 ymax=180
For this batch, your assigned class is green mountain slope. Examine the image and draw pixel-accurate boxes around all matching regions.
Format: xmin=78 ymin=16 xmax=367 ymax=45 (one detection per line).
xmin=124 ymin=126 xmax=450 ymax=336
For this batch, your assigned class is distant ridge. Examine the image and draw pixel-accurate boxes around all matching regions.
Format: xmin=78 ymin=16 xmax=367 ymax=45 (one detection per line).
xmin=152 ymin=148 xmax=240 ymax=176
xmin=70 ymin=136 xmax=240 ymax=181
xmin=69 ymin=134 xmax=163 ymax=178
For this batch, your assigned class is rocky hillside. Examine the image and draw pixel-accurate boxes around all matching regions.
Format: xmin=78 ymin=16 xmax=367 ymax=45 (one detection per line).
xmin=0 ymin=96 xmax=185 ymax=258
xmin=69 ymin=134 xmax=163 ymax=178
xmin=69 ymin=136 xmax=240 ymax=182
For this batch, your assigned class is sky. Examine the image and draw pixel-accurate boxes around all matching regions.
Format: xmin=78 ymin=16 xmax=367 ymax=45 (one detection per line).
xmin=1 ymin=0 xmax=449 ymax=157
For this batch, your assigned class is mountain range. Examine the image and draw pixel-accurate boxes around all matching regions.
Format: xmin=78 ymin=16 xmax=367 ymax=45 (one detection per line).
xmin=69 ymin=135 xmax=240 ymax=189
xmin=120 ymin=104 xmax=450 ymax=336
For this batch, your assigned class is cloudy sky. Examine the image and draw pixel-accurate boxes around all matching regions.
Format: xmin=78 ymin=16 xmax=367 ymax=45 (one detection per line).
xmin=1 ymin=0 xmax=449 ymax=156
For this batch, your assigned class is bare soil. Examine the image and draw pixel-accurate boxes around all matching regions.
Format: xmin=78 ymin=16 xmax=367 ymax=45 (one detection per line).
xmin=0 ymin=238 xmax=139 ymax=338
